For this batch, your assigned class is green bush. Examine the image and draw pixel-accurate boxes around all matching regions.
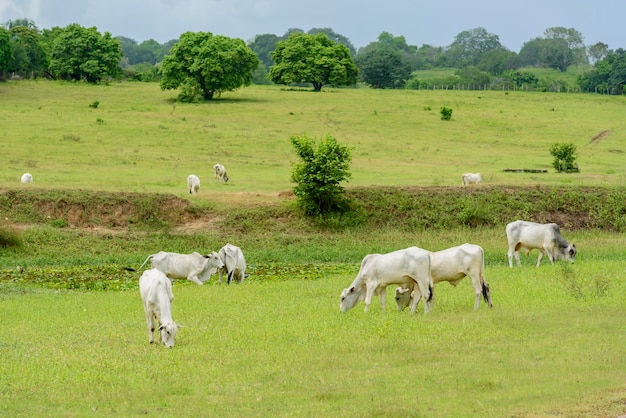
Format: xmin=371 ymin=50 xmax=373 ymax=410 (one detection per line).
xmin=440 ymin=106 xmax=453 ymax=120
xmin=550 ymin=143 xmax=578 ymax=172
xmin=290 ymin=134 xmax=352 ymax=216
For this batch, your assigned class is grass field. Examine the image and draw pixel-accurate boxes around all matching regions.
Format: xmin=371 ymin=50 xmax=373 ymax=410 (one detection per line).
xmin=1 ymin=80 xmax=625 ymax=195
xmin=1 ymin=81 xmax=626 ymax=417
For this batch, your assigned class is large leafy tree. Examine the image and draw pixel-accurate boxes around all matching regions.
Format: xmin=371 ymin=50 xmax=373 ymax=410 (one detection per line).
xmin=248 ymin=33 xmax=280 ymax=68
xmin=160 ymin=31 xmax=259 ymax=101
xmin=269 ymin=32 xmax=358 ymax=91
xmin=446 ymin=27 xmax=504 ymax=68
xmin=48 ymin=24 xmax=122 ymax=83
xmin=8 ymin=25 xmax=49 ymax=77
xmin=308 ymin=27 xmax=356 ymax=56
xmin=355 ymin=33 xmax=414 ymax=88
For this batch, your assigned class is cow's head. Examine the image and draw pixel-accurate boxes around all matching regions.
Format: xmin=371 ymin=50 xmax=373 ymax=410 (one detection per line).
xmin=204 ymin=251 xmax=225 ymax=272
xmin=559 ymin=243 xmax=577 ymax=263
xmin=394 ymin=287 xmax=412 ymax=311
xmin=159 ymin=322 xmax=180 ymax=348
xmin=339 ymin=285 xmax=363 ymax=312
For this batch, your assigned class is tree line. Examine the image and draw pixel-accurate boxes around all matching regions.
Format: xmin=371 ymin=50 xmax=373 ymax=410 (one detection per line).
xmin=1 ymin=18 xmax=625 ymax=98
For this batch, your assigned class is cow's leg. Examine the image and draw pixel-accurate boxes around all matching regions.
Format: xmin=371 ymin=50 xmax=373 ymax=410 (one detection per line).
xmin=187 ymin=273 xmax=204 ymax=285
xmin=363 ymin=285 xmax=377 ymax=312
xmin=536 ymin=250 xmax=545 ymax=267
xmin=409 ymin=289 xmax=422 ymax=314
xmin=469 ymin=274 xmax=483 ymax=310
xmin=146 ymin=309 xmax=155 ymax=344
xmin=379 ymin=287 xmax=387 ymax=311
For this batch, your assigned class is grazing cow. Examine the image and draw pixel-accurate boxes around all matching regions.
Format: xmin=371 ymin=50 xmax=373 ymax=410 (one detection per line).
xmin=340 ymin=247 xmax=434 ymax=314
xmin=218 ymin=243 xmax=248 ymax=284
xmin=139 ymin=251 xmax=224 ymax=285
xmin=139 ymin=268 xmax=180 ymax=347
xmin=187 ymin=174 xmax=200 ymax=194
xmin=213 ymin=164 xmax=229 ymax=183
xmin=461 ymin=172 xmax=482 ymax=186
xmin=395 ymin=243 xmax=493 ymax=311
xmin=20 ymin=173 xmax=33 ymax=184
xmin=506 ymin=220 xmax=577 ymax=268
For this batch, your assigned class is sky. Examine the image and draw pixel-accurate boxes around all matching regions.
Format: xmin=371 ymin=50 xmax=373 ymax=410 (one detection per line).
xmin=1 ymin=0 xmax=624 ymax=52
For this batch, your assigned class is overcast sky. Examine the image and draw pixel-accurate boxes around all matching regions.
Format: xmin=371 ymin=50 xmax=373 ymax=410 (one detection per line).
xmin=1 ymin=0 xmax=623 ymax=52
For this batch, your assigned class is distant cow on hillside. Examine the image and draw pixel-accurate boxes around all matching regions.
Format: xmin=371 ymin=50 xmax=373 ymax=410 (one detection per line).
xmin=187 ymin=174 xmax=200 ymax=194
xmin=214 ymin=164 xmax=229 ymax=183
xmin=461 ymin=173 xmax=482 ymax=186
xmin=20 ymin=173 xmax=33 ymax=184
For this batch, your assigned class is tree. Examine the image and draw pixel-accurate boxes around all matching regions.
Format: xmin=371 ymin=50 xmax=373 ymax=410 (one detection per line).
xmin=269 ymin=32 xmax=358 ymax=91
xmin=550 ymin=143 xmax=578 ymax=172
xmin=248 ymin=33 xmax=280 ymax=68
xmin=48 ymin=24 xmax=122 ymax=83
xmin=588 ymin=42 xmax=609 ymax=64
xmin=290 ymin=134 xmax=352 ymax=215
xmin=308 ymin=27 xmax=356 ymax=56
xmin=578 ymin=49 xmax=626 ymax=94
xmin=0 ymin=27 xmax=12 ymax=77
xmin=446 ymin=27 xmax=504 ymax=68
xmin=160 ymin=31 xmax=259 ymax=101
xmin=8 ymin=25 xmax=49 ymax=77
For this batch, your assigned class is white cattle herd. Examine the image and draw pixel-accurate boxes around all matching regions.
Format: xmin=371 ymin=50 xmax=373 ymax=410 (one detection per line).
xmin=139 ymin=220 xmax=575 ymax=347
xmin=339 ymin=220 xmax=575 ymax=314
xmin=138 ymin=243 xmax=247 ymax=347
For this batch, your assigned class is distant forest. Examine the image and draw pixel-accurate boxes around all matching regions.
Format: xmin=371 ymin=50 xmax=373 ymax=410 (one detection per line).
xmin=1 ymin=18 xmax=625 ymax=94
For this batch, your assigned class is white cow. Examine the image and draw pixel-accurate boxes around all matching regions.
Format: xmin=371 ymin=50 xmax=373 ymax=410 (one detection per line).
xmin=20 ymin=173 xmax=33 ymax=184
xmin=187 ymin=174 xmax=200 ymax=194
xmin=213 ymin=164 xmax=229 ymax=183
xmin=395 ymin=243 xmax=493 ymax=311
xmin=139 ymin=251 xmax=224 ymax=285
xmin=461 ymin=173 xmax=482 ymax=186
xmin=340 ymin=247 xmax=434 ymax=314
xmin=139 ymin=268 xmax=180 ymax=347
xmin=218 ymin=243 xmax=248 ymax=285
xmin=506 ymin=220 xmax=577 ymax=268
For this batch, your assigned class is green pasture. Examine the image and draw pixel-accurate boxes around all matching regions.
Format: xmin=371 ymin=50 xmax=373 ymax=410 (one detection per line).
xmin=1 ymin=253 xmax=626 ymax=416
xmin=1 ymin=81 xmax=626 ymax=416
xmin=1 ymin=222 xmax=626 ymax=416
xmin=1 ymin=80 xmax=625 ymax=196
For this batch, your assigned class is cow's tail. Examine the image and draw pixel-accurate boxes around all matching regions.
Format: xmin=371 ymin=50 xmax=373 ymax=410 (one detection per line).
xmin=426 ymin=283 xmax=434 ymax=303
xmin=479 ymin=247 xmax=493 ymax=307
xmin=138 ymin=254 xmax=153 ymax=271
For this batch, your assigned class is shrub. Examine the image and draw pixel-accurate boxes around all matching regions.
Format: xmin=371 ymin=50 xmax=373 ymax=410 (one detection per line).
xmin=550 ymin=143 xmax=578 ymax=172
xmin=290 ymin=134 xmax=352 ymax=216
xmin=440 ymin=106 xmax=453 ymax=120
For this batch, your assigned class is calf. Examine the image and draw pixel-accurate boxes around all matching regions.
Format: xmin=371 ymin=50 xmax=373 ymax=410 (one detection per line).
xmin=213 ymin=164 xmax=229 ymax=183
xmin=187 ymin=174 xmax=200 ymax=194
xmin=218 ymin=243 xmax=248 ymax=284
xmin=395 ymin=243 xmax=492 ymax=311
xmin=139 ymin=251 xmax=224 ymax=285
xmin=139 ymin=268 xmax=180 ymax=347
xmin=340 ymin=247 xmax=434 ymax=314
xmin=506 ymin=220 xmax=577 ymax=267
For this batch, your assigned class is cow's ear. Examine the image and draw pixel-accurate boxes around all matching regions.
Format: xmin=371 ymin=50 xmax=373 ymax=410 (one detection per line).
xmin=177 ymin=324 xmax=183 ymax=328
